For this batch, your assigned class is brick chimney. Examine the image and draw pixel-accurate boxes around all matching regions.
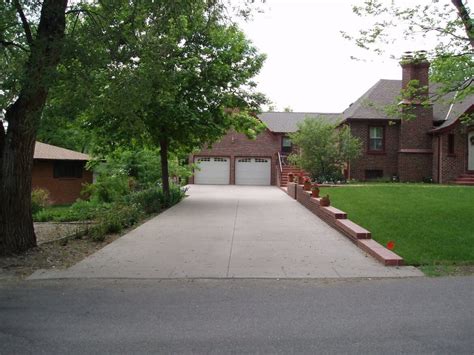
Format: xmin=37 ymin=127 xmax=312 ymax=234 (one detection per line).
xmin=398 ymin=51 xmax=434 ymax=182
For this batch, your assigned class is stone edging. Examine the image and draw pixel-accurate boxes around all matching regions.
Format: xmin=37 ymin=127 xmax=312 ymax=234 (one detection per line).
xmin=285 ymin=182 xmax=404 ymax=267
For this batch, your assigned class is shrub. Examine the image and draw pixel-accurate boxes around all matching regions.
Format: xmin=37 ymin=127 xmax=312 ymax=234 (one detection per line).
xmin=31 ymin=188 xmax=51 ymax=214
xmin=90 ymin=223 xmax=107 ymax=242
xmin=127 ymin=187 xmax=162 ymax=214
xmin=34 ymin=206 xmax=68 ymax=222
xmin=289 ymin=118 xmax=361 ymax=183
xmin=61 ymin=200 xmax=108 ymax=222
xmin=82 ymin=173 xmax=129 ymax=204
xmin=94 ymin=202 xmax=144 ymax=237
xmin=168 ymin=184 xmax=187 ymax=207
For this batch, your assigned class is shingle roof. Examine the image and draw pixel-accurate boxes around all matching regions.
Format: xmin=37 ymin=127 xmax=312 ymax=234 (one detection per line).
xmin=343 ymin=80 xmax=400 ymax=120
xmin=431 ymin=95 xmax=474 ymax=132
xmin=34 ymin=142 xmax=90 ymax=161
xmin=342 ymin=79 xmax=473 ymax=123
xmin=258 ymin=112 xmax=343 ymax=133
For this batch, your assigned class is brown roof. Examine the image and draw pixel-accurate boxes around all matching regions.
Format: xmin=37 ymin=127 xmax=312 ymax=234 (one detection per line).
xmin=342 ymin=79 xmax=474 ymax=123
xmin=34 ymin=142 xmax=90 ymax=161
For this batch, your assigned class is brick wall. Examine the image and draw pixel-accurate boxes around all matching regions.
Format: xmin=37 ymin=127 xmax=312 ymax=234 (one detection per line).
xmin=398 ymin=152 xmax=433 ymax=182
xmin=348 ymin=120 xmax=400 ymax=180
xmin=189 ymin=129 xmax=282 ymax=185
xmin=32 ymin=160 xmax=93 ymax=205
xmin=399 ymin=106 xmax=434 ymax=150
xmin=437 ymin=125 xmax=468 ymax=183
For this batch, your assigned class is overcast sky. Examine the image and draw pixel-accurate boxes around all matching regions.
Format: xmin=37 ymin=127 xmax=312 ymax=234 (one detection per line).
xmin=237 ymin=0 xmax=442 ymax=113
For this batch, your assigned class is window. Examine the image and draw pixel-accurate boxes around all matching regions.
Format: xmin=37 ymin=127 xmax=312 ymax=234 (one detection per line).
xmin=197 ymin=157 xmax=210 ymax=162
xmin=213 ymin=157 xmax=228 ymax=162
xmin=447 ymin=134 xmax=455 ymax=155
xmin=238 ymin=158 xmax=251 ymax=163
xmin=369 ymin=126 xmax=384 ymax=152
xmin=53 ymin=161 xmax=83 ymax=179
xmin=255 ymin=158 xmax=268 ymax=163
xmin=282 ymin=136 xmax=292 ymax=153
xmin=365 ymin=169 xmax=383 ymax=180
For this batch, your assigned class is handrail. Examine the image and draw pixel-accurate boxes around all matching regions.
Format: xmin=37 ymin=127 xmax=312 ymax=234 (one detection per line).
xmin=277 ymin=152 xmax=283 ymax=173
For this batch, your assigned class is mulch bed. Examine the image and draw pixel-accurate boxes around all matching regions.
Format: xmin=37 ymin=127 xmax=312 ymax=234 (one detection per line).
xmin=0 ymin=233 xmax=120 ymax=280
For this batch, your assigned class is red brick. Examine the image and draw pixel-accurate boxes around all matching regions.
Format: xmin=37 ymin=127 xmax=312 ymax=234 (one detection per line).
xmin=357 ymin=239 xmax=404 ymax=266
xmin=189 ymin=129 xmax=282 ymax=185
xmin=335 ymin=219 xmax=371 ymax=240
xmin=32 ymin=160 xmax=92 ymax=205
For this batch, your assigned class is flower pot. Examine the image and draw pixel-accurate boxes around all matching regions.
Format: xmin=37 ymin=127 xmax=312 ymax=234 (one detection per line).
xmin=320 ymin=195 xmax=330 ymax=207
xmin=288 ymin=173 xmax=294 ymax=182
xmin=298 ymin=175 xmax=305 ymax=185
xmin=303 ymin=180 xmax=311 ymax=191
xmin=311 ymin=188 xmax=320 ymax=198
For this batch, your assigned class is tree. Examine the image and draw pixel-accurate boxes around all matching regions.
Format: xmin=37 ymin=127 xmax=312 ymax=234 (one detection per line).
xmin=0 ymin=0 xmax=69 ymax=255
xmin=84 ymin=1 xmax=267 ymax=203
xmin=341 ymin=0 xmax=473 ymax=102
xmin=289 ymin=118 xmax=361 ymax=183
xmin=0 ymin=0 xmax=265 ymax=255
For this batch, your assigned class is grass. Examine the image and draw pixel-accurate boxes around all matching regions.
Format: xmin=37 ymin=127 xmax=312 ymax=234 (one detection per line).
xmin=319 ymin=184 xmax=474 ymax=268
xmin=34 ymin=205 xmax=73 ymax=222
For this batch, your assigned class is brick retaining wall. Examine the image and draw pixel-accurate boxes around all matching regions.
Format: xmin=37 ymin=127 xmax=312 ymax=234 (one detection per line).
xmin=286 ymin=182 xmax=404 ymax=266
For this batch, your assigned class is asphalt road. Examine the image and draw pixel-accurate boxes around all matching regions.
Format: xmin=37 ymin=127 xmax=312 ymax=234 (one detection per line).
xmin=1 ymin=277 xmax=473 ymax=354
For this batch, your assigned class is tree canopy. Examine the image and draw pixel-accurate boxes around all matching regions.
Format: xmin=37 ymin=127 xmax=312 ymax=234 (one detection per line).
xmin=341 ymin=0 xmax=473 ymax=103
xmin=289 ymin=118 xmax=362 ymax=183
xmin=0 ymin=0 xmax=267 ymax=254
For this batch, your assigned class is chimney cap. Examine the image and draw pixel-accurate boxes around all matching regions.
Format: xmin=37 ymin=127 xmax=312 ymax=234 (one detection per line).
xmin=400 ymin=50 xmax=429 ymax=66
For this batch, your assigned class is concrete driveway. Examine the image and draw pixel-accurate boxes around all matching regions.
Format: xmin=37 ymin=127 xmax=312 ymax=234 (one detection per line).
xmin=31 ymin=185 xmax=422 ymax=279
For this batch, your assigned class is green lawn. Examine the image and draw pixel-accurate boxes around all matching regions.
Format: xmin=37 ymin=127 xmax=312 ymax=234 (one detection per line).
xmin=319 ymin=184 xmax=474 ymax=267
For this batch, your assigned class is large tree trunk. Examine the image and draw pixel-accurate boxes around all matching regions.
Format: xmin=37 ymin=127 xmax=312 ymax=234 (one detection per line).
xmin=0 ymin=0 xmax=68 ymax=256
xmin=451 ymin=0 xmax=474 ymax=49
xmin=159 ymin=138 xmax=171 ymax=206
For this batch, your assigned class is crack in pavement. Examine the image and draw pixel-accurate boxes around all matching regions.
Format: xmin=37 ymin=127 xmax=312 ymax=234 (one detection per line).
xmin=226 ymin=199 xmax=239 ymax=277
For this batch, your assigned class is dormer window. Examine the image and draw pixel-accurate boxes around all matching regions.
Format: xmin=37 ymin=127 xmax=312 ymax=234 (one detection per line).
xmin=368 ymin=126 xmax=384 ymax=153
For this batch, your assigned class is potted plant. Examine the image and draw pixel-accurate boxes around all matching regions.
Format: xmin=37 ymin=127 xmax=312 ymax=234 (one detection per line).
xmin=298 ymin=172 xmax=305 ymax=185
xmin=288 ymin=173 xmax=294 ymax=183
xmin=320 ymin=194 xmax=330 ymax=207
xmin=311 ymin=184 xmax=320 ymax=198
xmin=303 ymin=177 xmax=312 ymax=191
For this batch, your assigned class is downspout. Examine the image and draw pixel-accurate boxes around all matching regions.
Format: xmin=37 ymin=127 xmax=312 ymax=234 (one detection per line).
xmin=438 ymin=135 xmax=442 ymax=184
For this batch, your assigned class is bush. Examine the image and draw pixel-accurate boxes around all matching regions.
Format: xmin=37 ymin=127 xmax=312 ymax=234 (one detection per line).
xmin=90 ymin=223 xmax=107 ymax=242
xmin=289 ymin=118 xmax=361 ymax=183
xmin=31 ymin=188 xmax=51 ymax=214
xmin=34 ymin=206 xmax=69 ymax=222
xmin=127 ymin=187 xmax=162 ymax=214
xmin=58 ymin=200 xmax=108 ymax=222
xmin=167 ymin=184 xmax=187 ymax=207
xmin=82 ymin=173 xmax=129 ymax=204
xmin=85 ymin=202 xmax=144 ymax=242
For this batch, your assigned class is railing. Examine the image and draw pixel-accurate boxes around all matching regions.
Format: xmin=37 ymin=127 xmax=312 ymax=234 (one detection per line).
xmin=277 ymin=152 xmax=283 ymax=173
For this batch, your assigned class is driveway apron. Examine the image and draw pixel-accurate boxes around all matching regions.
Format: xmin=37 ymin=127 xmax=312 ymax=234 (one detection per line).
xmin=30 ymin=185 xmax=422 ymax=279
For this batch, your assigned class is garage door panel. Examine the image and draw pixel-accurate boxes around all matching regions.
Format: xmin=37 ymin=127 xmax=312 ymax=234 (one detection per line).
xmin=235 ymin=157 xmax=271 ymax=186
xmin=194 ymin=157 xmax=230 ymax=185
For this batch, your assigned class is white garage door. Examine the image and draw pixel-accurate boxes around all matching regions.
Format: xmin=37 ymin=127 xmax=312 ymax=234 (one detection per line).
xmin=235 ymin=157 xmax=271 ymax=186
xmin=194 ymin=157 xmax=230 ymax=185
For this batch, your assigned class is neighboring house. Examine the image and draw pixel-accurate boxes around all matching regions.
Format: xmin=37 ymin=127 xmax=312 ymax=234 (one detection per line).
xmin=190 ymin=56 xmax=474 ymax=186
xmin=33 ymin=142 xmax=93 ymax=205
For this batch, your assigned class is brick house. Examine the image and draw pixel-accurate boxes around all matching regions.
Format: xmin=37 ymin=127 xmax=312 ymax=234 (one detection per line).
xmin=33 ymin=142 xmax=93 ymax=205
xmin=190 ymin=56 xmax=474 ymax=186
